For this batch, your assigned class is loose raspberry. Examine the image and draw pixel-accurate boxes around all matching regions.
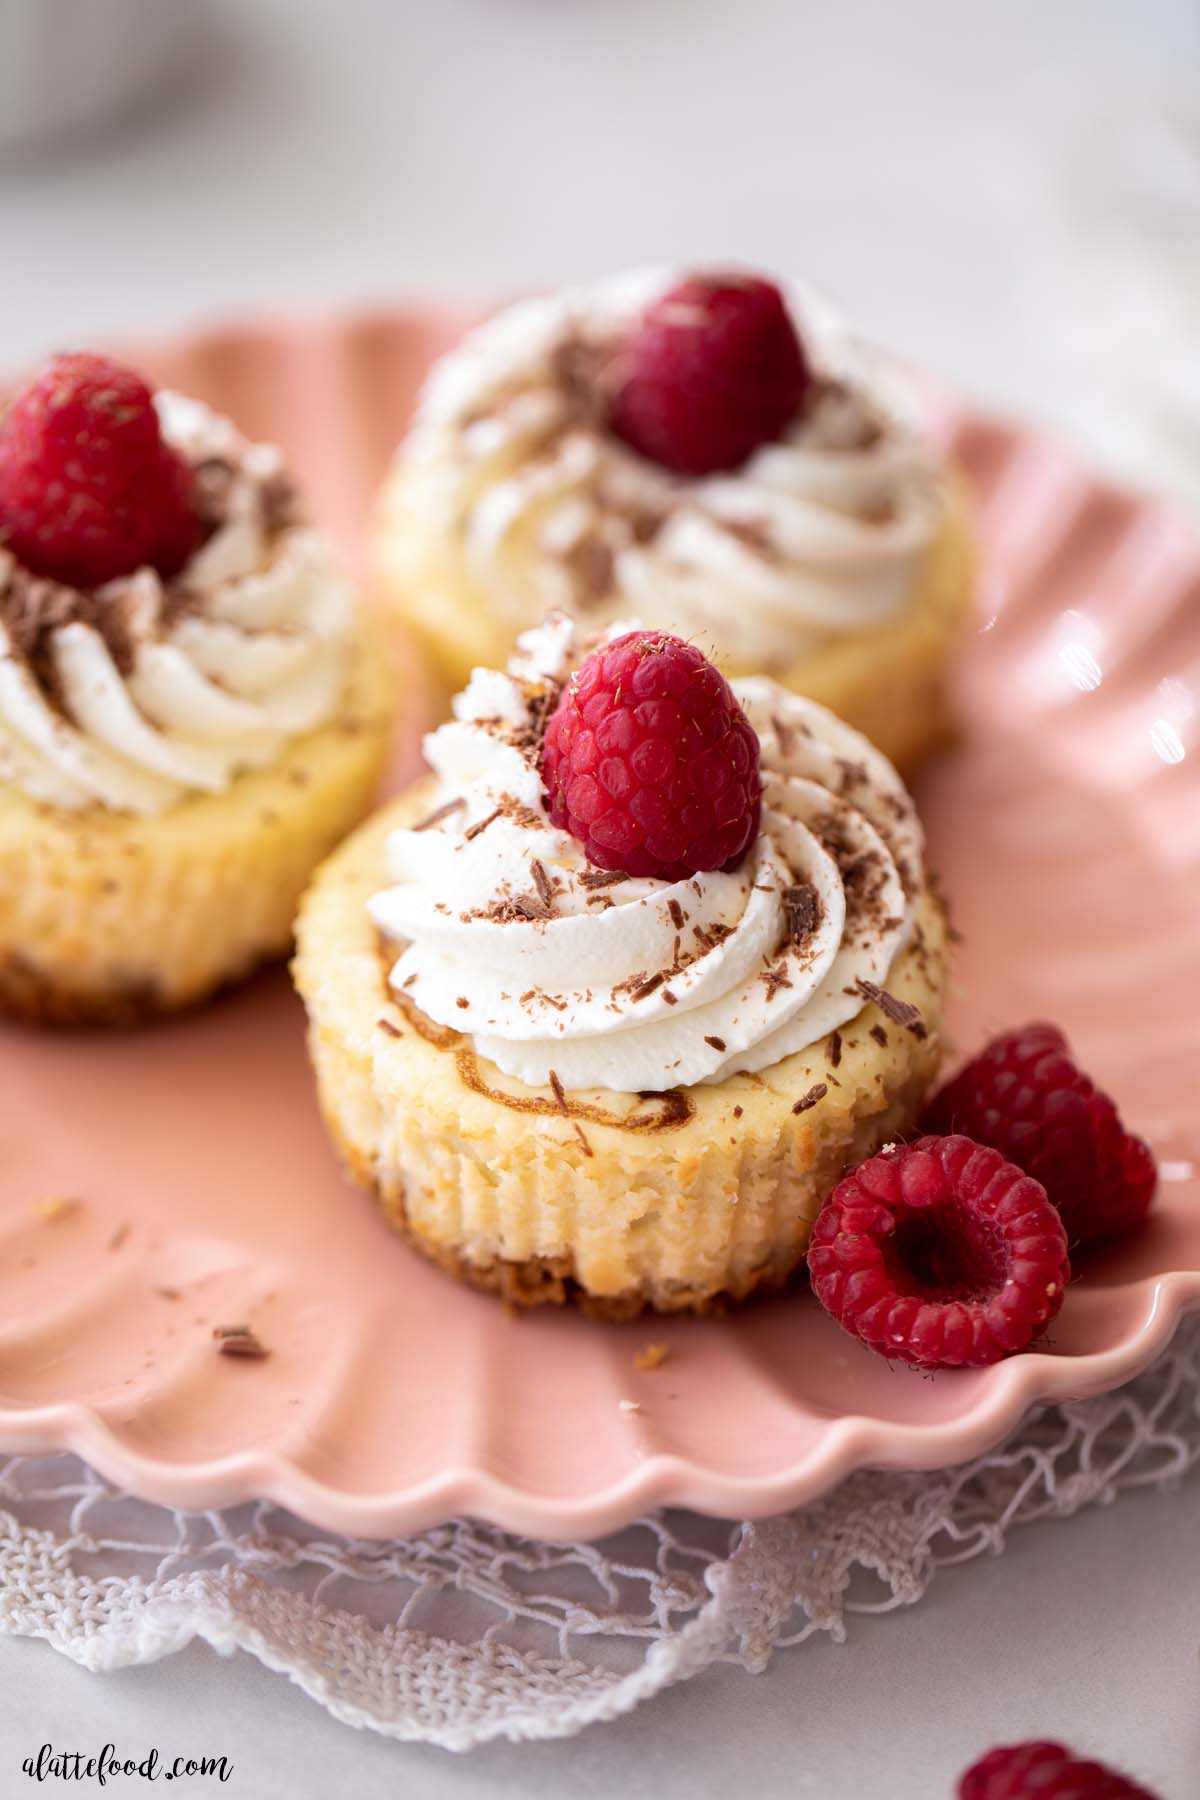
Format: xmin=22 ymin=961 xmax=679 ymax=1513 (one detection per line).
xmin=542 ymin=630 xmax=761 ymax=881
xmin=0 ymin=352 xmax=200 ymax=589
xmin=610 ymin=272 xmax=812 ymax=475
xmin=808 ymin=1136 xmax=1070 ymax=1369
xmin=959 ymin=1739 xmax=1159 ymax=1798
xmin=923 ymin=1024 xmax=1157 ymax=1249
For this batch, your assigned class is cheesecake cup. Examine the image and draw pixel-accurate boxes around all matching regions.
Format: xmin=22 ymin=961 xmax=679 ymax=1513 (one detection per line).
xmin=371 ymin=269 xmax=972 ymax=772
xmin=0 ymin=385 xmax=393 ymax=1024
xmin=295 ymin=615 xmax=950 ymax=1316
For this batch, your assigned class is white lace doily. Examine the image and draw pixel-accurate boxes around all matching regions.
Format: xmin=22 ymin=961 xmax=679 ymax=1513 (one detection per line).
xmin=0 ymin=1316 xmax=1195 ymax=1753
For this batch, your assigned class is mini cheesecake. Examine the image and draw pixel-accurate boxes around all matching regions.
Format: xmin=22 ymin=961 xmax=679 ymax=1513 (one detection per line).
xmin=371 ymin=268 xmax=973 ymax=772
xmin=295 ymin=615 xmax=950 ymax=1317
xmin=0 ymin=354 xmax=393 ymax=1025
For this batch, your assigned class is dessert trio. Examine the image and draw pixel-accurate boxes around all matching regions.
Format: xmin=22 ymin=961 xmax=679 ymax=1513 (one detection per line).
xmin=1 ymin=270 xmax=1157 ymax=1362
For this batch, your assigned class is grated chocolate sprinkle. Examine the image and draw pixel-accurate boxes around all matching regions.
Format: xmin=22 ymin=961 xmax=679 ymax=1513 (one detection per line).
xmin=530 ymin=858 xmax=555 ymax=909
xmin=479 ymin=890 xmax=554 ymax=923
xmin=578 ymin=868 xmax=630 ymax=890
xmin=856 ymin=978 xmax=928 ymax=1039
xmin=782 ymin=882 xmax=822 ymax=944
xmin=213 ymin=1325 xmax=270 ymax=1360
xmin=464 ymin=806 xmax=503 ymax=842
xmin=762 ymin=963 xmax=793 ymax=1002
xmin=792 ymin=1083 xmax=828 ymax=1114
xmin=412 ymin=795 xmax=466 ymax=832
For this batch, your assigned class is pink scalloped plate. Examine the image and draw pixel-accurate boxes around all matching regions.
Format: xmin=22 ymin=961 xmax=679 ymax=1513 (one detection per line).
xmin=2 ymin=308 xmax=1198 ymax=1542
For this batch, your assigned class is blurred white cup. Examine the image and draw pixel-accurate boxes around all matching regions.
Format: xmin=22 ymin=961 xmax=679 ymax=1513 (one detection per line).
xmin=0 ymin=0 xmax=200 ymax=149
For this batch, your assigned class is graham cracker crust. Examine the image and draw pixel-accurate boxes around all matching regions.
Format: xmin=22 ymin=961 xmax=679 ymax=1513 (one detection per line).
xmin=0 ymin=945 xmax=285 ymax=1030
xmin=0 ymin=951 xmax=170 ymax=1029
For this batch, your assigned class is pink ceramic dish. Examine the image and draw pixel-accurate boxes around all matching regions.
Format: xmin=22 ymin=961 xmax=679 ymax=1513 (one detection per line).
xmin=1 ymin=309 xmax=1197 ymax=1542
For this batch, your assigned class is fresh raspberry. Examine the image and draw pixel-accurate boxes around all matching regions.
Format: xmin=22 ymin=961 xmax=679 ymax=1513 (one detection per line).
xmin=923 ymin=1024 xmax=1157 ymax=1249
xmin=610 ymin=272 xmax=812 ymax=475
xmin=0 ymin=352 xmax=200 ymax=589
xmin=542 ymin=630 xmax=761 ymax=880
xmin=808 ymin=1136 xmax=1070 ymax=1369
xmin=959 ymin=1739 xmax=1159 ymax=1798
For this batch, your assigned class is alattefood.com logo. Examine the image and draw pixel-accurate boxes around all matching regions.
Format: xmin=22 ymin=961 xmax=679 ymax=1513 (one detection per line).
xmin=23 ymin=1746 xmax=232 ymax=1785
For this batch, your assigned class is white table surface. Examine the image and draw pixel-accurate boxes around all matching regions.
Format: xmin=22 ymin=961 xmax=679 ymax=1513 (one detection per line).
xmin=1 ymin=0 xmax=1197 ymax=1793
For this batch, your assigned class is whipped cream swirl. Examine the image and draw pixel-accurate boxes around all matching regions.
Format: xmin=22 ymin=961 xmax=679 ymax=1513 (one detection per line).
xmin=369 ymin=616 xmax=924 ymax=1093
xmin=0 ymin=392 xmax=355 ymax=814
xmin=391 ymin=269 xmax=949 ymax=671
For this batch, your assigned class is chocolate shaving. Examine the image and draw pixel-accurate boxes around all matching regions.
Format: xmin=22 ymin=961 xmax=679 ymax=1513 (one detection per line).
xmin=547 ymin=1068 xmax=593 ymax=1155
xmin=667 ymin=898 xmax=686 ymax=929
xmin=704 ymin=1035 xmax=727 ymax=1052
xmin=213 ymin=1325 xmax=269 ymax=1360
xmin=464 ymin=806 xmax=502 ymax=842
xmin=782 ymin=882 xmax=822 ymax=944
xmin=500 ymin=892 xmax=554 ymax=922
xmin=762 ymin=963 xmax=793 ymax=1002
xmin=792 ymin=1083 xmax=828 ymax=1115
xmin=530 ymin=858 xmax=555 ymax=909
xmin=578 ymin=868 xmax=629 ymax=890
xmin=693 ymin=921 xmax=732 ymax=953
xmin=481 ymin=794 xmax=544 ymax=832
xmin=869 ymin=1023 xmax=889 ymax=1047
xmin=509 ymin=679 xmax=563 ymax=758
xmin=630 ymin=972 xmax=665 ymax=1002
xmin=412 ymin=796 xmax=466 ymax=833
xmin=856 ymin=978 xmax=928 ymax=1039
xmin=829 ymin=1029 xmax=843 ymax=1068
xmin=549 ymin=333 xmax=614 ymax=423
xmin=378 ymin=1017 xmax=403 ymax=1038
xmin=472 ymin=882 xmax=557 ymax=923
xmin=566 ymin=537 xmax=616 ymax=606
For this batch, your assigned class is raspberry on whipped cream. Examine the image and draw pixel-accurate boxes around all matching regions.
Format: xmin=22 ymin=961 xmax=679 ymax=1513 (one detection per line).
xmin=393 ymin=269 xmax=950 ymax=674
xmin=0 ymin=388 xmax=356 ymax=815
xmin=610 ymin=273 xmax=813 ymax=474
xmin=542 ymin=629 xmax=763 ymax=880
xmin=368 ymin=613 xmax=926 ymax=1094
xmin=0 ymin=352 xmax=201 ymax=589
